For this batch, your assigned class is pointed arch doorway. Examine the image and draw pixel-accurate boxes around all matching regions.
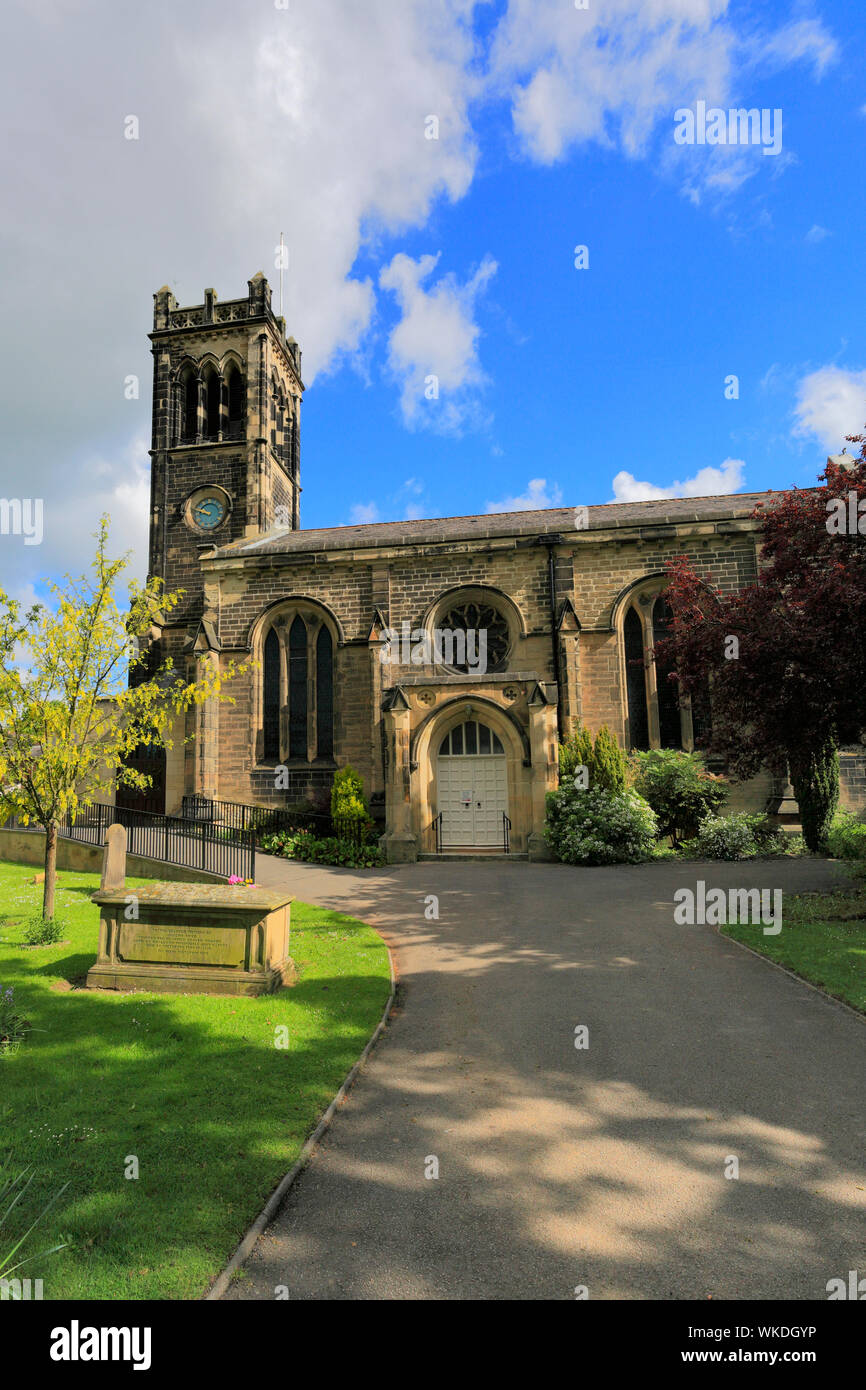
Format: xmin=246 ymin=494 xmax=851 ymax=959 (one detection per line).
xmin=436 ymin=718 xmax=508 ymax=849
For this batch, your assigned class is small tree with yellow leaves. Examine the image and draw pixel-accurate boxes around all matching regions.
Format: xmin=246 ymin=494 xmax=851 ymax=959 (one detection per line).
xmin=0 ymin=517 xmax=243 ymax=920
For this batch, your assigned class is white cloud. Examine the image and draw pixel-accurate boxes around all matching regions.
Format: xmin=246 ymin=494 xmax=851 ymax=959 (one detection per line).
xmin=490 ymin=1 xmax=836 ymax=199
xmin=793 ymin=367 xmax=866 ymax=451
xmin=349 ymin=502 xmax=380 ymax=525
xmin=611 ymin=457 xmax=746 ymax=502
xmin=348 ymin=476 xmax=430 ymax=525
xmin=45 ymin=436 xmax=152 ymax=585
xmin=486 ymin=478 xmax=563 ymax=513
xmin=491 ymin=0 xmax=730 ymax=165
xmin=0 ymin=0 xmax=483 ymax=585
xmin=805 ymin=224 xmax=831 ymax=243
xmin=379 ymin=251 xmax=497 ymax=432
xmin=755 ymin=19 xmax=838 ymax=78
xmin=0 ymin=0 xmax=841 ymax=593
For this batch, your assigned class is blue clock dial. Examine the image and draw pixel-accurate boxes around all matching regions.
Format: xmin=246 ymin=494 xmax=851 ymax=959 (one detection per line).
xmin=192 ymin=497 xmax=226 ymax=530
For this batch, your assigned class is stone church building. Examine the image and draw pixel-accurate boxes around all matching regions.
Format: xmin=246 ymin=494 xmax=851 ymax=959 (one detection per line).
xmin=141 ymin=274 xmax=864 ymax=861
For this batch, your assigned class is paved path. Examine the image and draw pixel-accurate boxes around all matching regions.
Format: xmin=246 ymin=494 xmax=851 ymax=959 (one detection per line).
xmin=226 ymin=856 xmax=866 ymax=1300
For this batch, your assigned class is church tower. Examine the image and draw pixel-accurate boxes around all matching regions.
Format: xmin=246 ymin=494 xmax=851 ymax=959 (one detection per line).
xmin=148 ymin=272 xmax=304 ymax=630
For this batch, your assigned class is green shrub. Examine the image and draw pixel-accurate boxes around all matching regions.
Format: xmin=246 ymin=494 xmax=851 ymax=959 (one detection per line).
xmin=21 ymin=916 xmax=65 ymax=946
xmin=545 ymin=784 xmax=657 ymax=865
xmin=558 ymin=724 xmax=594 ymax=780
xmin=558 ymin=722 xmax=628 ymax=792
xmin=789 ymin=742 xmax=839 ymax=854
xmin=260 ymin=827 xmax=383 ymax=868
xmin=591 ymin=725 xmax=629 ymax=792
xmin=329 ymin=766 xmax=378 ymax=843
xmin=630 ymin=749 xmax=727 ymax=843
xmin=681 ymin=811 xmax=788 ymax=861
xmin=827 ymin=809 xmax=866 ymax=861
xmin=737 ymin=812 xmax=788 ymax=855
xmin=331 ymin=766 xmax=368 ymax=819
xmin=683 ymin=812 xmax=759 ymax=860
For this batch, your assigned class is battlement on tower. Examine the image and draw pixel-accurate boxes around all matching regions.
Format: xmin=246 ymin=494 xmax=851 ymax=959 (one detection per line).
xmin=151 ymin=273 xmax=301 ymax=378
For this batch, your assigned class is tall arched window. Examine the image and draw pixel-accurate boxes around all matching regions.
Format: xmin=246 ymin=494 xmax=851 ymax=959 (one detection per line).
xmin=262 ymin=628 xmax=281 ymax=761
xmin=258 ymin=611 xmax=338 ymax=765
xmin=205 ymin=370 xmax=221 ymax=438
xmin=620 ymin=583 xmax=709 ymax=751
xmin=182 ymin=372 xmax=198 ymax=442
xmin=316 ymin=625 xmax=334 ymax=759
xmin=288 ymin=616 xmax=308 ymax=760
xmin=624 ymin=605 xmax=650 ymax=751
xmin=652 ymin=599 xmax=681 ymax=749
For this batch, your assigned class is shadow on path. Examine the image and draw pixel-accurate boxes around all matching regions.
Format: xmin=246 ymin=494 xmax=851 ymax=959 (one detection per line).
xmin=226 ymin=855 xmax=865 ymax=1300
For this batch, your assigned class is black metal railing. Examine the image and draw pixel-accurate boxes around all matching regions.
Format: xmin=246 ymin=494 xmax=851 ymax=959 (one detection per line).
xmin=181 ymin=794 xmax=369 ymax=847
xmin=428 ymin=810 xmax=512 ymax=855
xmin=5 ymin=803 xmax=255 ymax=881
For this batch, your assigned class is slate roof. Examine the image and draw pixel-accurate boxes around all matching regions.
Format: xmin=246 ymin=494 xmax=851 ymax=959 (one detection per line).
xmin=209 ymin=491 xmax=776 ymax=560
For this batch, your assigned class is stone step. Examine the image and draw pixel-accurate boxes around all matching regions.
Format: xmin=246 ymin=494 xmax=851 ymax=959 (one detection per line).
xmin=419 ymin=845 xmax=528 ymax=856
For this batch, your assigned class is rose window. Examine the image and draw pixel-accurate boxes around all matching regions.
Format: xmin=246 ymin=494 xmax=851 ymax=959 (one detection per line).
xmin=438 ymin=601 xmax=510 ymax=673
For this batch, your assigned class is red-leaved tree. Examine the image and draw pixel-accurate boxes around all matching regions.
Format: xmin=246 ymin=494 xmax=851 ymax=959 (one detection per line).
xmin=655 ymin=438 xmax=866 ymax=852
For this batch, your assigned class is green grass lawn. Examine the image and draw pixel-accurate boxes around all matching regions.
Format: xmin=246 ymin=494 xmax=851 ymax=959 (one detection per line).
xmin=723 ymin=881 xmax=866 ymax=1014
xmin=0 ymin=859 xmax=391 ymax=1300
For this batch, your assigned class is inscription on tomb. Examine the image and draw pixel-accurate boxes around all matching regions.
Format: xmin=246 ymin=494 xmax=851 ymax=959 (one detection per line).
xmin=118 ymin=922 xmax=247 ymax=967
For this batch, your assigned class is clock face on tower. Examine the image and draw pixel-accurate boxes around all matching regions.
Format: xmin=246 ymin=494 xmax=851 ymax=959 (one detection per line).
xmin=185 ymin=486 xmax=230 ymax=533
xmin=193 ymin=496 xmax=226 ymax=529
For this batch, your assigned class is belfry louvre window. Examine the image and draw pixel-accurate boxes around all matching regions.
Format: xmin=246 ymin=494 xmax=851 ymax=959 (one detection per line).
xmin=227 ymin=367 xmax=243 ymax=424
xmin=621 ymin=586 xmax=709 ymax=752
xmin=205 ymin=371 xmax=221 ymax=438
xmin=182 ymin=373 xmax=198 ymax=442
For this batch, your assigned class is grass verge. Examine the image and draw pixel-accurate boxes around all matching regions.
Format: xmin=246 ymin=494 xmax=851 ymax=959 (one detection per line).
xmin=0 ymin=858 xmax=391 ymax=1299
xmin=722 ymin=879 xmax=866 ymax=1014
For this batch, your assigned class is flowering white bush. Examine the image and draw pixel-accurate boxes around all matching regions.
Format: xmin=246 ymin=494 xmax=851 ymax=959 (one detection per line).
xmin=687 ymin=812 xmax=758 ymax=861
xmin=545 ymin=785 xmax=657 ymax=866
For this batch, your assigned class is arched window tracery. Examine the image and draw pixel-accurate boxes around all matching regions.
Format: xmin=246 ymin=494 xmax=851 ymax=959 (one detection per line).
xmin=257 ymin=608 xmax=336 ymax=766
xmin=619 ymin=582 xmax=711 ymax=752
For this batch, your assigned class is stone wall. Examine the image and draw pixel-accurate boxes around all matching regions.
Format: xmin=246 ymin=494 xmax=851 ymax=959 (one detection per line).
xmin=840 ymin=748 xmax=866 ymax=812
xmin=200 ymin=522 xmax=767 ymax=815
xmin=0 ymin=829 xmax=225 ymax=883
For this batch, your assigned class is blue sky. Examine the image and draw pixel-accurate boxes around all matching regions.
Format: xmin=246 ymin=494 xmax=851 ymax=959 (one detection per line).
xmin=1 ymin=0 xmax=864 ymax=596
xmin=307 ymin=0 xmax=866 ymax=529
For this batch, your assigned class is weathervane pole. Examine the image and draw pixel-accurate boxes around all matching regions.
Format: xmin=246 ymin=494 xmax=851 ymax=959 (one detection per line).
xmin=279 ymin=230 xmax=284 ymax=320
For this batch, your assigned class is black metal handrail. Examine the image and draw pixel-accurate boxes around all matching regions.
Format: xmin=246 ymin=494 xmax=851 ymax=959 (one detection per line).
xmin=5 ymin=802 xmax=255 ymax=881
xmin=428 ymin=810 xmax=511 ymax=854
xmin=182 ymin=794 xmax=370 ymax=847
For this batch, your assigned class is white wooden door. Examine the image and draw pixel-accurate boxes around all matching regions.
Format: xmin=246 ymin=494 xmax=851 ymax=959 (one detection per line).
xmin=436 ymin=722 xmax=508 ymax=847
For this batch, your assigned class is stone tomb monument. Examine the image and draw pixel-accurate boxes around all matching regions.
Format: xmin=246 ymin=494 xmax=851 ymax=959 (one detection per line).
xmin=87 ymin=827 xmax=294 ymax=996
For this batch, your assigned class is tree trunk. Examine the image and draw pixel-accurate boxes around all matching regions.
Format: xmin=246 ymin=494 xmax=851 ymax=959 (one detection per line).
xmin=788 ymin=742 xmax=839 ymax=855
xmin=42 ymin=819 xmax=58 ymax=921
